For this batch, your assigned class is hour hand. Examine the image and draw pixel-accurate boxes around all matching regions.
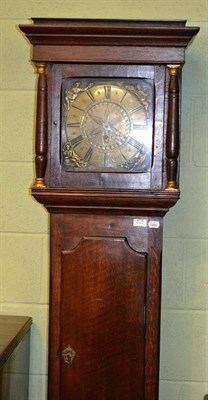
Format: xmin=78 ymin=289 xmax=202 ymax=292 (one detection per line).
xmin=91 ymin=126 xmax=102 ymax=136
xmin=88 ymin=113 xmax=103 ymax=126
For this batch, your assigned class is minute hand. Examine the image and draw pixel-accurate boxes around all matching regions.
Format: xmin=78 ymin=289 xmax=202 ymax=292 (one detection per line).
xmin=110 ymin=115 xmax=122 ymax=126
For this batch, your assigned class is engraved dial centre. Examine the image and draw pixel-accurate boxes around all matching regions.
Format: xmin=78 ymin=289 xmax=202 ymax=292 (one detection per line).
xmin=81 ymin=100 xmax=131 ymax=151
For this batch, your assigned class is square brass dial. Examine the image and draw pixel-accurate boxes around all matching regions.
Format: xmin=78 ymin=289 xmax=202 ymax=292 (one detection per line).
xmin=61 ymin=78 xmax=154 ymax=172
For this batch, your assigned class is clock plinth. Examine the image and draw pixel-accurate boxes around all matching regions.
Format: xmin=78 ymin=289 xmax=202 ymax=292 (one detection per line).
xmin=20 ymin=19 xmax=199 ymax=400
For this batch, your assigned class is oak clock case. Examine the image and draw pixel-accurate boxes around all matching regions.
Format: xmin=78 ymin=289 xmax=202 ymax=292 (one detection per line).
xmin=19 ymin=19 xmax=199 ymax=400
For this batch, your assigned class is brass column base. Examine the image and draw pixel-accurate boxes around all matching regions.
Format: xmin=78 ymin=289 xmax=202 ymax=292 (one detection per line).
xmin=165 ymin=180 xmax=178 ymax=191
xmin=34 ymin=178 xmax=46 ymax=188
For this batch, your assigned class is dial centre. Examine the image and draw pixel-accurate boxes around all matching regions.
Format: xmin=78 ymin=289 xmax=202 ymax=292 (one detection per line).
xmin=81 ymin=100 xmax=131 ymax=151
xmin=103 ymin=122 xmax=112 ymax=131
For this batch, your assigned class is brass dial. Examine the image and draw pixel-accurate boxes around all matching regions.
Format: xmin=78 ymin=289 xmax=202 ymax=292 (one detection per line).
xmin=62 ymin=79 xmax=153 ymax=172
xmin=82 ymin=101 xmax=131 ymax=151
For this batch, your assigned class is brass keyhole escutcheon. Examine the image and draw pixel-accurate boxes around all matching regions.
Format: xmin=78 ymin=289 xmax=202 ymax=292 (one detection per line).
xmin=62 ymin=345 xmax=76 ymax=365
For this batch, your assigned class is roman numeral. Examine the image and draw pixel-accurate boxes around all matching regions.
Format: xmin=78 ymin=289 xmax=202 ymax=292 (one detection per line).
xmin=69 ymin=135 xmax=83 ymax=147
xmin=120 ymin=91 xmax=127 ymax=103
xmin=104 ymin=85 xmax=111 ymax=99
xmin=118 ymin=149 xmax=128 ymax=162
xmin=82 ymin=147 xmax=93 ymax=162
xmin=128 ymin=137 xmax=143 ymax=151
xmin=129 ymin=105 xmax=143 ymax=114
xmin=86 ymin=89 xmax=95 ymax=102
xmin=104 ymin=152 xmax=108 ymax=167
xmin=67 ymin=122 xmax=80 ymax=128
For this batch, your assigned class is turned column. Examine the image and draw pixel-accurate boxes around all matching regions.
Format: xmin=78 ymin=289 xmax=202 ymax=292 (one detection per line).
xmin=34 ymin=64 xmax=48 ymax=188
xmin=165 ymin=64 xmax=181 ymax=191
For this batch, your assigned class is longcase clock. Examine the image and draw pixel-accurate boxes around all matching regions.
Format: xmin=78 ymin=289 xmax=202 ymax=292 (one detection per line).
xmin=19 ymin=19 xmax=199 ymax=400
